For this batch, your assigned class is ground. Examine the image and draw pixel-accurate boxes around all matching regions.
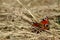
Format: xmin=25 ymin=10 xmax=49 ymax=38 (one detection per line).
xmin=0 ymin=0 xmax=60 ymax=40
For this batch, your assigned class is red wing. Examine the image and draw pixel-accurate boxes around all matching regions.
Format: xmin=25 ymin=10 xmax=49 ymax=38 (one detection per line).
xmin=32 ymin=22 xmax=39 ymax=27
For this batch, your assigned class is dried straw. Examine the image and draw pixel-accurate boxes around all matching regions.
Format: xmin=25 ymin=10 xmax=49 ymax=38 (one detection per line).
xmin=16 ymin=0 xmax=39 ymax=23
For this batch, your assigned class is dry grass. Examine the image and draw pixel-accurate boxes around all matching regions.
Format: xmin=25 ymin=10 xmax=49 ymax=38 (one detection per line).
xmin=0 ymin=0 xmax=60 ymax=40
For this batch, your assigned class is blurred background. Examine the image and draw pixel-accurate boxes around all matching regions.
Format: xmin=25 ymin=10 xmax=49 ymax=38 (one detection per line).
xmin=0 ymin=0 xmax=60 ymax=40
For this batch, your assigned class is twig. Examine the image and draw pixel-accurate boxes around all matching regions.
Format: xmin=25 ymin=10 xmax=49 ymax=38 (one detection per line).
xmin=16 ymin=0 xmax=39 ymax=23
